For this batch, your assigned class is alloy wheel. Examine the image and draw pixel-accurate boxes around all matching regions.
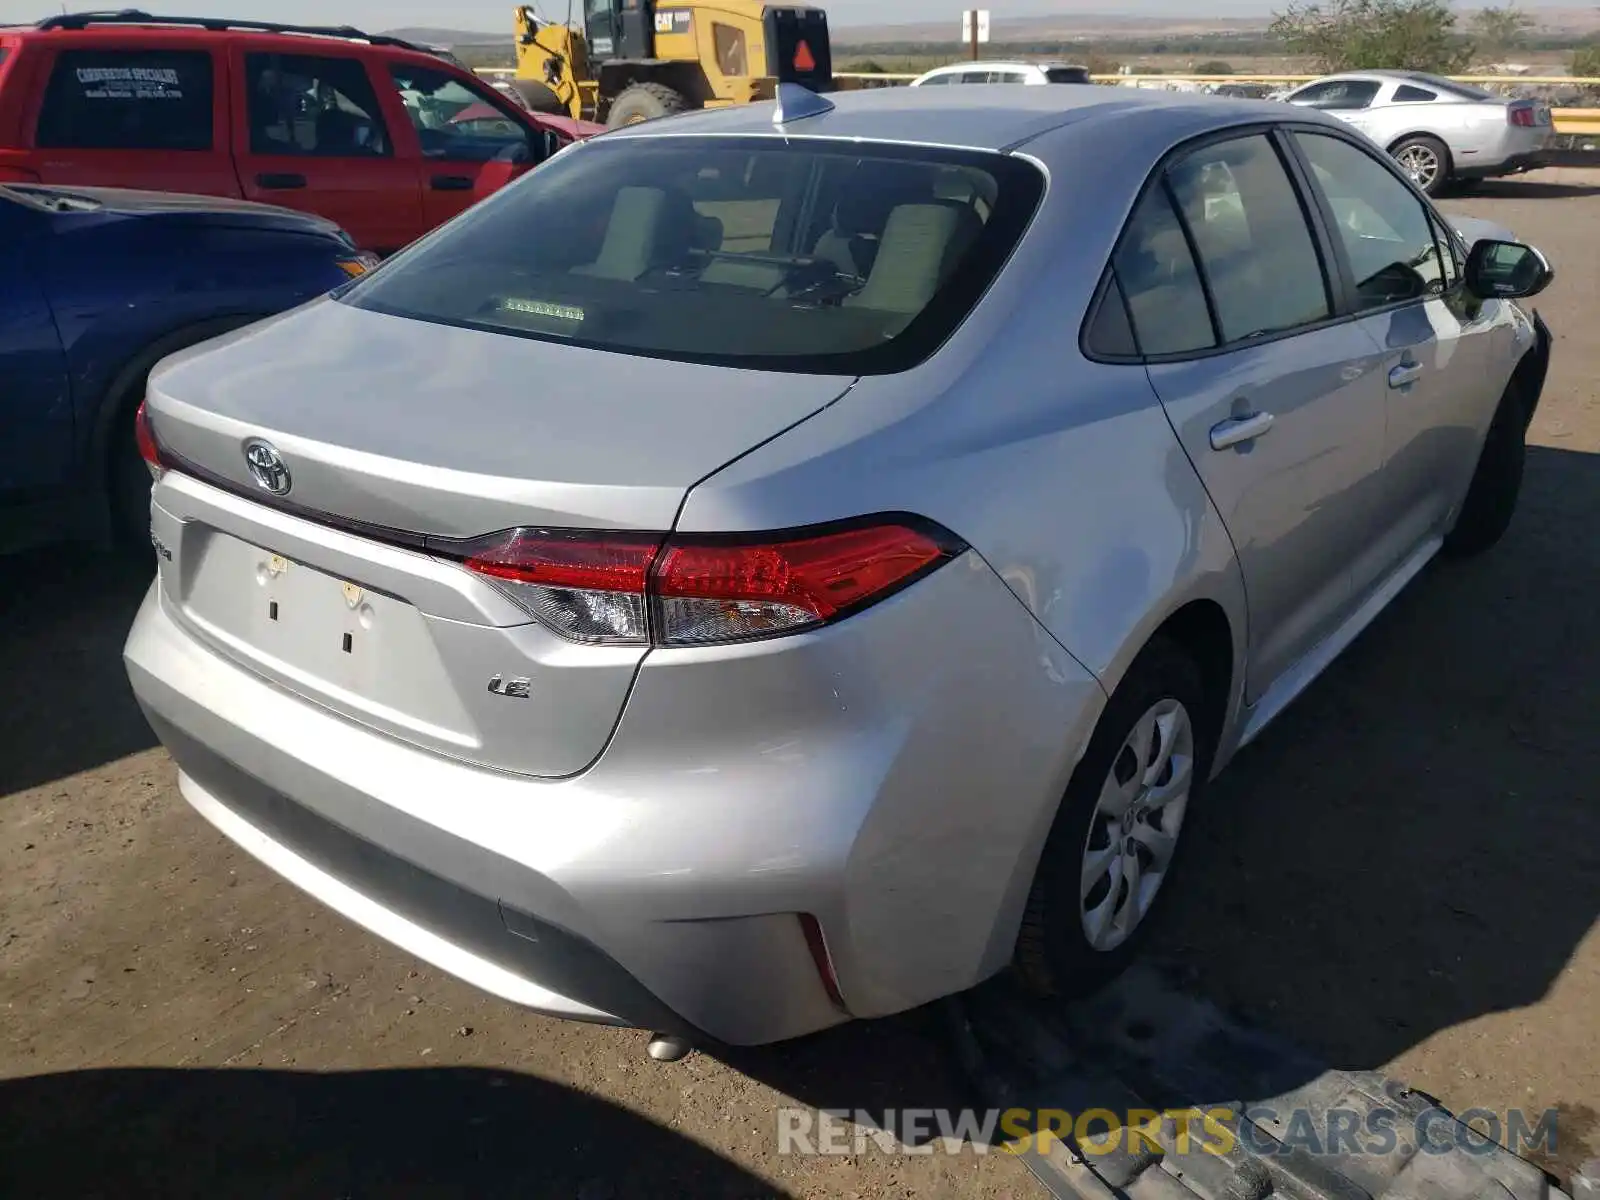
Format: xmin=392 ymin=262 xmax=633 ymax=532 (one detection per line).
xmin=1395 ymin=144 xmax=1440 ymax=190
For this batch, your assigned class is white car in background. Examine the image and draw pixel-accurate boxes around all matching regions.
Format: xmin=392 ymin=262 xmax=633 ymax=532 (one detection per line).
xmin=909 ymin=60 xmax=1092 ymax=86
xmin=1280 ymin=70 xmax=1553 ymax=195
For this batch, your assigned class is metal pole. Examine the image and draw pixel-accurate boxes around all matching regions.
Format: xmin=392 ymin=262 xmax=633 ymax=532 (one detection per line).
xmin=969 ymin=10 xmax=979 ymax=61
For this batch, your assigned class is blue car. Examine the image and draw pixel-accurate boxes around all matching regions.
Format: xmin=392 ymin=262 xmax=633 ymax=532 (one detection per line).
xmin=0 ymin=183 xmax=374 ymax=555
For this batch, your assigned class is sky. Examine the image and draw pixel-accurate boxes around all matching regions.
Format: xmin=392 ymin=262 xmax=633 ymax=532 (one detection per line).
xmin=0 ymin=0 xmax=1363 ymax=34
xmin=0 ymin=0 xmax=1551 ymax=32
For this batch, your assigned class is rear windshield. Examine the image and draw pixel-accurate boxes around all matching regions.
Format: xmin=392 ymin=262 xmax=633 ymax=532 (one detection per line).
xmin=1045 ymin=66 xmax=1090 ymax=83
xmin=341 ymin=135 xmax=1044 ymax=374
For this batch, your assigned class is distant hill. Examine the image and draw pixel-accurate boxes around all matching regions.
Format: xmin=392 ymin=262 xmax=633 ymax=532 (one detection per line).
xmin=836 ymin=15 xmax=1269 ymax=43
xmin=834 ymin=4 xmax=1600 ymax=42
xmin=380 ymin=26 xmax=507 ymax=47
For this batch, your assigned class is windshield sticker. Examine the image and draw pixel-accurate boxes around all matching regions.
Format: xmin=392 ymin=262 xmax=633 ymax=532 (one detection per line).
xmin=75 ymin=66 xmax=185 ymax=101
xmin=500 ymin=298 xmax=585 ymax=322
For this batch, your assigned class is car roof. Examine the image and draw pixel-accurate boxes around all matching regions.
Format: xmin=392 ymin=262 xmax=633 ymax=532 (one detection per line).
xmin=921 ymin=61 xmax=1076 ymax=73
xmin=8 ymin=13 xmax=436 ymax=57
xmin=601 ymin=83 xmax=1301 ymax=155
xmin=1307 ymin=69 xmax=1451 ymax=85
xmin=1301 ymin=70 xmax=1494 ymax=97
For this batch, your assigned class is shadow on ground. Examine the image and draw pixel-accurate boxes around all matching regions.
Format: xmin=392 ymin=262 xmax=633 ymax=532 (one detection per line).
xmin=0 ymin=548 xmax=156 ymax=796
xmin=0 ymin=1065 xmax=779 ymax=1199
xmin=1141 ymin=444 xmax=1600 ymax=1181
xmin=1473 ymin=176 xmax=1600 ymax=199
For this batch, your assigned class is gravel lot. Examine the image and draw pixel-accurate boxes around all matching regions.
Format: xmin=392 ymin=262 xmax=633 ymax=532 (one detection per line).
xmin=2 ymin=169 xmax=1596 ymax=1199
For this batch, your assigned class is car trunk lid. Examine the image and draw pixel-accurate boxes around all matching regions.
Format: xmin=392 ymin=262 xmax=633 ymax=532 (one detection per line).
xmin=144 ymin=299 xmax=855 ymax=777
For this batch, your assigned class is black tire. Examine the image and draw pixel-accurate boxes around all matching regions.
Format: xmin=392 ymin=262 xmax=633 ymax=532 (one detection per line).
xmin=1389 ymin=134 xmax=1452 ymax=197
xmin=1015 ymin=636 xmax=1215 ymax=998
xmin=605 ymin=82 xmax=690 ymax=128
xmin=110 ymin=396 xmax=156 ymax=554
xmin=1442 ymin=379 xmax=1527 ymax=558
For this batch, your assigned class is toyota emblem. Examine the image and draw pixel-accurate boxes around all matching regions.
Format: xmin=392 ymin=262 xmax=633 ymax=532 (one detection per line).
xmin=243 ymin=439 xmax=292 ymax=496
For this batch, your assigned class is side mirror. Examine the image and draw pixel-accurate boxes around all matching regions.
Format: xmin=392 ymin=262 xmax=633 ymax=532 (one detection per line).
xmin=538 ymin=129 xmax=562 ymax=161
xmin=1464 ymin=239 xmax=1553 ymax=300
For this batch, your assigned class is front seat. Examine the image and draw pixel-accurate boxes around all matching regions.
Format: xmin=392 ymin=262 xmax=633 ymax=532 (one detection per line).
xmin=574 ymin=186 xmax=701 ymax=280
xmin=813 ymin=164 xmax=940 ymax=278
xmin=845 ymin=201 xmax=984 ymax=315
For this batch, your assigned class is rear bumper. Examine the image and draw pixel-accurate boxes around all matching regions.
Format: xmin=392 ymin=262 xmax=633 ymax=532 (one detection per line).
xmin=1459 ymin=148 xmax=1551 ymax=179
xmin=125 ymin=531 xmax=1104 ymax=1045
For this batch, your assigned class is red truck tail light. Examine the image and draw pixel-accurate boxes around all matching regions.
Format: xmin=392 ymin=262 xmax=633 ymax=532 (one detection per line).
xmin=446 ymin=517 xmax=964 ymax=647
xmin=134 ymin=400 xmax=166 ymax=480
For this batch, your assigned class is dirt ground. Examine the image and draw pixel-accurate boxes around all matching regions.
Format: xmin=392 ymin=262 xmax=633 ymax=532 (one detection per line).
xmin=2 ymin=170 xmax=1597 ymax=1199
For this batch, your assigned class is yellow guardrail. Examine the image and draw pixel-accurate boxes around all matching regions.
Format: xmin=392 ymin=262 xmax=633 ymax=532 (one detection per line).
xmin=474 ymin=67 xmax=1600 ymax=137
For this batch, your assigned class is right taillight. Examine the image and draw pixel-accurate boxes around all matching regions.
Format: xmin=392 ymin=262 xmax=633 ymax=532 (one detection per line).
xmin=443 ymin=516 xmax=964 ymax=648
xmin=134 ymin=400 xmax=166 ymax=480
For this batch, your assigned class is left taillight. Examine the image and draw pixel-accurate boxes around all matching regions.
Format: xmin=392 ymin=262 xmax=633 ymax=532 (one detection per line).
xmin=1508 ymin=102 xmax=1538 ymax=127
xmin=440 ymin=516 xmax=965 ymax=648
xmin=134 ymin=399 xmax=166 ymax=481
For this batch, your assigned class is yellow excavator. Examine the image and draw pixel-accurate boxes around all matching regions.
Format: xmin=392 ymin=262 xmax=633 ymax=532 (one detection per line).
xmin=511 ymin=1 xmax=833 ymax=128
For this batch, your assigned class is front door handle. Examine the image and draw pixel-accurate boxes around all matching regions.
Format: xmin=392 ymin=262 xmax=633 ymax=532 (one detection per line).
xmin=1388 ymin=361 xmax=1423 ymax=389
xmin=430 ymin=174 xmax=474 ymax=191
xmin=1210 ymin=411 xmax=1275 ymax=450
xmin=256 ymin=172 xmax=306 ymax=190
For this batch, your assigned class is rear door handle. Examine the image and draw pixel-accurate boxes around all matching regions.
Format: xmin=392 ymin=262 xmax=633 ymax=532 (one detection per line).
xmin=255 ymin=172 xmax=306 ymax=190
xmin=1388 ymin=361 xmax=1423 ymax=389
xmin=1209 ymin=411 xmax=1275 ymax=450
xmin=430 ymin=174 xmax=474 ymax=191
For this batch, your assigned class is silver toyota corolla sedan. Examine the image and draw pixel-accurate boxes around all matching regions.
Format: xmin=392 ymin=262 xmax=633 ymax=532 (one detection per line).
xmin=1280 ymin=70 xmax=1554 ymax=196
xmin=125 ymin=83 xmax=1553 ymax=1048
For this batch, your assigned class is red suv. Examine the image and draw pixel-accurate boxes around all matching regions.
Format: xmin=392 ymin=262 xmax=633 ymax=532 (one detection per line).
xmin=0 ymin=12 xmax=603 ymax=254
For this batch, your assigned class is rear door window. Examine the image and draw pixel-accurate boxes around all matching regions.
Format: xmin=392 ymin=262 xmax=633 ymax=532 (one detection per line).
xmin=36 ymin=48 xmax=215 ymax=150
xmin=244 ymin=52 xmax=391 ymax=157
xmin=1165 ymin=134 xmax=1331 ymax=343
xmin=342 ymin=136 xmax=1044 ymax=374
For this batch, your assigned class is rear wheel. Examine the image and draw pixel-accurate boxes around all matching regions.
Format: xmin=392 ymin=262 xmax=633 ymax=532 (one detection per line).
xmin=605 ymin=82 xmax=690 ymax=128
xmin=1442 ymin=379 xmax=1528 ymax=558
xmin=1390 ymin=134 xmax=1451 ymax=196
xmin=1015 ymin=637 xmax=1214 ymax=997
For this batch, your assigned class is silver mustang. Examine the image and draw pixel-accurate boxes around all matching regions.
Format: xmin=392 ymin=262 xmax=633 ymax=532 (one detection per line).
xmin=1280 ymin=69 xmax=1554 ymax=195
xmin=125 ymin=83 xmax=1553 ymax=1048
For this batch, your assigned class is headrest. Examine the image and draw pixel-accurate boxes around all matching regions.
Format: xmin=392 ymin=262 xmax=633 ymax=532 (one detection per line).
xmin=847 ymin=201 xmax=983 ymax=315
xmin=576 ymin=186 xmax=702 ymax=280
xmin=831 ymin=161 xmax=941 ymax=236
